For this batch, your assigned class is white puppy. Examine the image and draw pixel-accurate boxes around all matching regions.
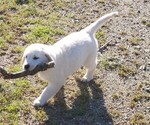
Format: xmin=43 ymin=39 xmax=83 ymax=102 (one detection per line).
xmin=22 ymin=12 xmax=118 ymax=106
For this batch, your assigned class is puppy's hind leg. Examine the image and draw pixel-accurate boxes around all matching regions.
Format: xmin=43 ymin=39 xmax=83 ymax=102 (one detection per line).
xmin=33 ymin=82 xmax=63 ymax=106
xmin=82 ymin=56 xmax=97 ymax=82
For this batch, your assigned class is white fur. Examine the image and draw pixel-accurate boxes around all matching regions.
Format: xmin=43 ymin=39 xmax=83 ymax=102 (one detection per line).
xmin=22 ymin=12 xmax=118 ymax=106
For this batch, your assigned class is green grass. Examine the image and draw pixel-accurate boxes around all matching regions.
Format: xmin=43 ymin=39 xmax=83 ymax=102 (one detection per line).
xmin=117 ymin=65 xmax=137 ymax=78
xmin=110 ymin=109 xmax=121 ymax=118
xmin=96 ymin=29 xmax=106 ymax=45
xmin=6 ymin=64 xmax=21 ymax=72
xmin=128 ymin=112 xmax=148 ymax=125
xmin=142 ymin=19 xmax=150 ymax=27
xmin=99 ymin=53 xmax=121 ymax=70
xmin=0 ymin=0 xmax=68 ymax=124
xmin=0 ymin=79 xmax=30 ymax=124
xmin=23 ymin=24 xmax=64 ymax=43
xmin=11 ymin=45 xmax=25 ymax=53
xmin=129 ymin=37 xmax=140 ymax=46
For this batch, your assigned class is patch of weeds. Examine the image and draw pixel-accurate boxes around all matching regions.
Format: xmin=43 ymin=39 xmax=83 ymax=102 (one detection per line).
xmin=0 ymin=112 xmax=18 ymax=124
xmin=111 ymin=92 xmax=120 ymax=100
xmin=142 ymin=81 xmax=150 ymax=86
xmin=96 ymin=30 xmax=105 ymax=45
xmin=0 ymin=37 xmax=7 ymax=53
xmin=4 ymin=32 xmax=15 ymax=43
xmin=100 ymin=55 xmax=109 ymax=69
xmin=15 ymin=79 xmax=30 ymax=88
xmin=131 ymin=92 xmax=150 ymax=102
xmin=11 ymin=45 xmax=25 ymax=53
xmin=98 ymin=0 xmax=105 ymax=4
xmin=131 ymin=59 xmax=141 ymax=68
xmin=66 ymin=13 xmax=75 ymax=18
xmin=129 ymin=91 xmax=150 ymax=108
xmin=47 ymin=12 xmax=62 ymax=24
xmin=129 ymin=37 xmax=140 ymax=46
xmin=25 ymin=17 xmax=41 ymax=25
xmin=110 ymin=109 xmax=121 ymax=118
xmin=100 ymin=55 xmax=121 ymax=70
xmin=17 ymin=4 xmax=38 ymax=17
xmin=129 ymin=100 xmax=136 ymax=109
xmin=142 ymin=20 xmax=150 ymax=27
xmin=9 ymin=15 xmax=25 ymax=30
xmin=0 ymin=37 xmax=5 ymax=46
xmin=51 ymin=0 xmax=66 ymax=10
xmin=0 ymin=0 xmax=16 ymax=10
xmin=6 ymin=64 xmax=21 ymax=72
xmin=0 ymin=93 xmax=7 ymax=104
xmin=128 ymin=112 xmax=148 ymax=125
xmin=1 ymin=100 xmax=28 ymax=124
xmin=35 ymin=108 xmax=47 ymax=121
xmin=11 ymin=88 xmax=24 ymax=99
xmin=118 ymin=43 xmax=128 ymax=51
xmin=136 ymin=83 xmax=143 ymax=91
xmin=146 ymin=23 xmax=150 ymax=27
xmin=0 ymin=79 xmax=30 ymax=124
xmin=23 ymin=25 xmax=64 ymax=43
xmin=0 ymin=21 xmax=16 ymax=43
xmin=118 ymin=65 xmax=137 ymax=78
xmin=5 ymin=100 xmax=20 ymax=112
xmin=110 ymin=1 xmax=119 ymax=5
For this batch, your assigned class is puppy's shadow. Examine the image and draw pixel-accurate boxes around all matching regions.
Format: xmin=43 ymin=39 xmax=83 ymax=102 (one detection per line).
xmin=40 ymin=78 xmax=113 ymax=125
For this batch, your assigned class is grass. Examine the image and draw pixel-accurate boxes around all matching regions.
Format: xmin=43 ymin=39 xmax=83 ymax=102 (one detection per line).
xmin=129 ymin=37 xmax=140 ymax=46
xmin=0 ymin=1 xmax=67 ymax=124
xmin=11 ymin=45 xmax=25 ymax=53
xmin=142 ymin=19 xmax=150 ymax=27
xmin=98 ymin=0 xmax=105 ymax=4
xmin=118 ymin=43 xmax=128 ymax=51
xmin=130 ymin=91 xmax=150 ymax=107
xmin=117 ymin=64 xmax=137 ymax=78
xmin=0 ymin=37 xmax=5 ymax=46
xmin=23 ymin=24 xmax=64 ymax=43
xmin=110 ymin=109 xmax=121 ymax=118
xmin=128 ymin=112 xmax=148 ymax=125
xmin=99 ymin=53 xmax=121 ymax=70
xmin=0 ymin=79 xmax=30 ymax=124
xmin=6 ymin=64 xmax=21 ymax=72
xmin=96 ymin=29 xmax=106 ymax=45
xmin=129 ymin=82 xmax=150 ymax=109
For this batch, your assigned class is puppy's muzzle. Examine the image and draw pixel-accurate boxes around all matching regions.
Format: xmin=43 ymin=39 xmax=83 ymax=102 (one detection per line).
xmin=24 ymin=64 xmax=30 ymax=70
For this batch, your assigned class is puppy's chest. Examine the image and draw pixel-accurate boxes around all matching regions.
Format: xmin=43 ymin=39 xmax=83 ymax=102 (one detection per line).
xmin=38 ymin=70 xmax=55 ymax=82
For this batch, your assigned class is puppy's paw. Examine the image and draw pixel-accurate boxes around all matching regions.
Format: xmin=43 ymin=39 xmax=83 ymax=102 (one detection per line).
xmin=33 ymin=98 xmax=45 ymax=107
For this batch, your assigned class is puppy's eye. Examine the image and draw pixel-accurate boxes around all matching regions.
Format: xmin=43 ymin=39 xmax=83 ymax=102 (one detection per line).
xmin=33 ymin=56 xmax=39 ymax=60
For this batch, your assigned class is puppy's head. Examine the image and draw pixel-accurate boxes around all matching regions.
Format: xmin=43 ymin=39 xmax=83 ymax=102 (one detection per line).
xmin=22 ymin=44 xmax=53 ymax=71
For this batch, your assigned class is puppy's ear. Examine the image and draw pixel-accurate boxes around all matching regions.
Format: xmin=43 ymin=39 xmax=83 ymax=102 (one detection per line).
xmin=45 ymin=54 xmax=53 ymax=62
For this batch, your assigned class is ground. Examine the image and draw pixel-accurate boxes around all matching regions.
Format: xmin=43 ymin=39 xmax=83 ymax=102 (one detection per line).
xmin=0 ymin=0 xmax=150 ymax=125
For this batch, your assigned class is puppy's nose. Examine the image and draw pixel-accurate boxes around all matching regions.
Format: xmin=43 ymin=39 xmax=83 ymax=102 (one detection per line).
xmin=24 ymin=64 xmax=30 ymax=70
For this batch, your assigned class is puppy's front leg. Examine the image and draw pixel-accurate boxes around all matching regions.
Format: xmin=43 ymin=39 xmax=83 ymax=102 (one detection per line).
xmin=33 ymin=83 xmax=62 ymax=106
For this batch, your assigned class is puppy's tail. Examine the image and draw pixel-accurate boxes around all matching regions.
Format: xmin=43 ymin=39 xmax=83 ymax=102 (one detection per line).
xmin=82 ymin=11 xmax=118 ymax=35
